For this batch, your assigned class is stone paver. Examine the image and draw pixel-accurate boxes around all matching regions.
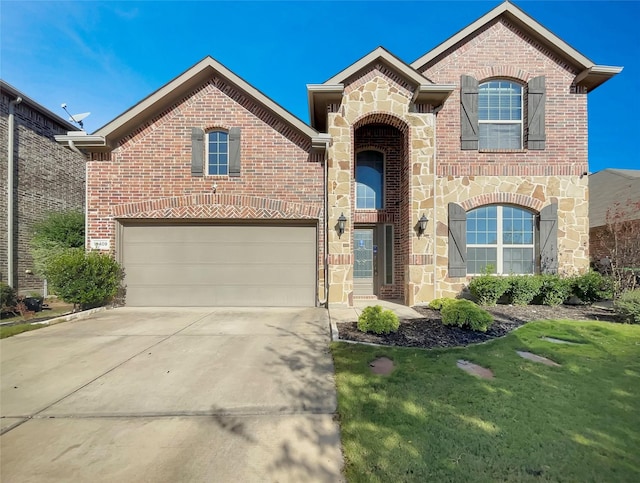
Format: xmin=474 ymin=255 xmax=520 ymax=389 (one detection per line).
xmin=369 ymin=357 xmax=394 ymax=375
xmin=516 ymin=351 xmax=561 ymax=367
xmin=457 ymin=360 xmax=494 ymax=379
xmin=541 ymin=336 xmax=578 ymax=345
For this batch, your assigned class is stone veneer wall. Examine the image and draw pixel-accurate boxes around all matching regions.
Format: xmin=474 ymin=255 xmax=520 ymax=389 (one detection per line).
xmin=87 ymin=77 xmax=325 ymax=301
xmin=326 ymin=66 xmax=436 ymax=306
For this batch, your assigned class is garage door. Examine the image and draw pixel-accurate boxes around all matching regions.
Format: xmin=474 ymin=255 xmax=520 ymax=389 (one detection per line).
xmin=119 ymin=223 xmax=316 ymax=307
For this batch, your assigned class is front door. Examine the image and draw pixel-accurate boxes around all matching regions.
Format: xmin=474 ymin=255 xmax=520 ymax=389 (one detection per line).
xmin=354 ymin=228 xmax=376 ymax=296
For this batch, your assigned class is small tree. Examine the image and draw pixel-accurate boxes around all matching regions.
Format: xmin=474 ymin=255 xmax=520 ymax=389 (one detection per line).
xmin=593 ymin=200 xmax=640 ymax=297
xmin=30 ymin=210 xmax=85 ymax=278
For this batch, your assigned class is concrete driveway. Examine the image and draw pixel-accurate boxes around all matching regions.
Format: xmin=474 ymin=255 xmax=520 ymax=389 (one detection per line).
xmin=1 ymin=307 xmax=344 ymax=482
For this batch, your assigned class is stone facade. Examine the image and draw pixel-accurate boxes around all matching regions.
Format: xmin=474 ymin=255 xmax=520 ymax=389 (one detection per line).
xmin=0 ymin=85 xmax=85 ymax=295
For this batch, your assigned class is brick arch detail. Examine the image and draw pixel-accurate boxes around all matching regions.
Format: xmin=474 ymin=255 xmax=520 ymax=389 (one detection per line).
xmin=476 ymin=66 xmax=534 ymax=84
xmin=113 ymin=194 xmax=321 ymax=219
xmin=461 ymin=193 xmax=543 ymax=212
xmin=352 ymin=112 xmax=410 ymax=135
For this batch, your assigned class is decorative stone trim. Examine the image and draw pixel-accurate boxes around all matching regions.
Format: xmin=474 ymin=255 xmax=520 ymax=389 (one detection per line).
xmin=354 ymin=211 xmax=396 ymax=224
xmin=328 ymin=254 xmax=353 ymax=265
xmin=114 ymin=194 xmax=321 ymax=219
xmin=460 ymin=192 xmax=544 ymax=212
xmin=352 ymin=112 xmax=410 ymax=134
xmin=476 ymin=65 xmax=534 ymax=83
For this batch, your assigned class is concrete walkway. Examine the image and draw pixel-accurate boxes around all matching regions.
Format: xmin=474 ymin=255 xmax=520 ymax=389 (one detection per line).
xmin=1 ymin=307 xmax=344 ymax=482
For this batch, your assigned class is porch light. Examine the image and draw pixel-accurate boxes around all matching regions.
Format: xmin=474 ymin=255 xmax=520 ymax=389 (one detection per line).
xmin=418 ymin=214 xmax=429 ymax=236
xmin=337 ymin=213 xmax=347 ymax=238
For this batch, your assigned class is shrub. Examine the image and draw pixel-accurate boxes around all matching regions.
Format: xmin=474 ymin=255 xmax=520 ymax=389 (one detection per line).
xmin=357 ymin=305 xmax=400 ymax=335
xmin=30 ymin=210 xmax=85 ymax=278
xmin=468 ymin=274 xmax=510 ymax=306
xmin=1 ymin=282 xmax=17 ymax=310
xmin=47 ymin=249 xmax=124 ymax=310
xmin=536 ymin=274 xmax=572 ymax=306
xmin=441 ymin=299 xmax=493 ymax=332
xmin=428 ymin=298 xmax=456 ymax=311
xmin=505 ymin=275 xmax=542 ymax=305
xmin=614 ymin=289 xmax=640 ymax=324
xmin=572 ymin=271 xmax=614 ymax=303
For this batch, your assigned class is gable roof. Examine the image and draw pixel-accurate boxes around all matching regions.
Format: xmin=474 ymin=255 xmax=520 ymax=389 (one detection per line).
xmin=411 ymin=1 xmax=622 ymax=91
xmin=589 ymin=169 xmax=640 ymax=227
xmin=88 ymin=56 xmax=319 ymax=149
xmin=307 ymin=46 xmax=455 ymax=131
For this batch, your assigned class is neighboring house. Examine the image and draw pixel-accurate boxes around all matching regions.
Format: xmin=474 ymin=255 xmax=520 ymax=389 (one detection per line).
xmin=589 ymin=169 xmax=640 ymax=263
xmin=56 ymin=1 xmax=621 ymax=307
xmin=1 ymin=81 xmax=85 ymax=295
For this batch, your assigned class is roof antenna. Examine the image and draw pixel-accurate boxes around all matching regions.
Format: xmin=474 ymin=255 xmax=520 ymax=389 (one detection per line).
xmin=61 ymin=103 xmax=90 ymax=130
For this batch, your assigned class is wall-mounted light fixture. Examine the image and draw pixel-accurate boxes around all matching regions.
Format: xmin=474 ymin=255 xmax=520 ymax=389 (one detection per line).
xmin=418 ymin=214 xmax=429 ymax=236
xmin=337 ymin=213 xmax=347 ymax=238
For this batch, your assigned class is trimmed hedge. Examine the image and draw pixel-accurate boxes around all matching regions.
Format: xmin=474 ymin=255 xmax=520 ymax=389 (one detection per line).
xmin=614 ymin=289 xmax=640 ymax=324
xmin=357 ymin=305 xmax=400 ymax=335
xmin=441 ymin=299 xmax=494 ymax=332
xmin=506 ymin=275 xmax=543 ymax=306
xmin=571 ymin=271 xmax=614 ymax=303
xmin=428 ymin=298 xmax=456 ymax=311
xmin=468 ymin=274 xmax=510 ymax=306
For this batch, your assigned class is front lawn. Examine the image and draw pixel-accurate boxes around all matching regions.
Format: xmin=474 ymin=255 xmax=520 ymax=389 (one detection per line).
xmin=332 ymin=320 xmax=640 ymax=482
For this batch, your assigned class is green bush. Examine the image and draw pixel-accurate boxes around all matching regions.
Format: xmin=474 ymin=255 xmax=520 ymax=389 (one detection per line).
xmin=30 ymin=210 xmax=85 ymax=278
xmin=572 ymin=271 xmax=614 ymax=303
xmin=357 ymin=305 xmax=400 ymax=335
xmin=614 ymin=289 xmax=640 ymax=324
xmin=468 ymin=274 xmax=510 ymax=306
xmin=536 ymin=274 xmax=572 ymax=306
xmin=441 ymin=299 xmax=493 ymax=332
xmin=1 ymin=282 xmax=17 ymax=310
xmin=506 ymin=275 xmax=543 ymax=305
xmin=428 ymin=298 xmax=456 ymax=311
xmin=47 ymin=249 xmax=124 ymax=310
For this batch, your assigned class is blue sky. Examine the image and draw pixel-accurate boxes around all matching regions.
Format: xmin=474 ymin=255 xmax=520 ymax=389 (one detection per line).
xmin=2 ymin=0 xmax=638 ymax=173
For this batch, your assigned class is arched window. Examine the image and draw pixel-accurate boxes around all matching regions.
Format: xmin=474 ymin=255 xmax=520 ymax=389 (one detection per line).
xmin=478 ymin=80 xmax=522 ymax=149
xmin=207 ymin=130 xmax=228 ymax=175
xmin=356 ymin=151 xmax=384 ymax=209
xmin=466 ymin=205 xmax=535 ymax=274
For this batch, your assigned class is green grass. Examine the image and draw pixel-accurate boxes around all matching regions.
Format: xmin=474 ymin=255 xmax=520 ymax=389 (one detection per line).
xmin=0 ymin=322 xmax=48 ymax=338
xmin=0 ymin=306 xmax=73 ymax=338
xmin=332 ymin=320 xmax=640 ymax=482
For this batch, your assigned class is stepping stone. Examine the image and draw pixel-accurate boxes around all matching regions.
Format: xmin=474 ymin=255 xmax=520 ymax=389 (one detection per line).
xmin=369 ymin=357 xmax=394 ymax=375
xmin=541 ymin=336 xmax=578 ymax=345
xmin=516 ymin=351 xmax=561 ymax=367
xmin=457 ymin=360 xmax=494 ymax=379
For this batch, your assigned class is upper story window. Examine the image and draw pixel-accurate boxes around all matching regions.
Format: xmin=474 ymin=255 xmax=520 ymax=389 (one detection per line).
xmin=466 ymin=205 xmax=535 ymax=275
xmin=356 ymin=150 xmax=384 ymax=209
xmin=460 ymin=75 xmax=546 ymax=151
xmin=478 ymin=81 xmax=522 ymax=150
xmin=207 ymin=130 xmax=228 ymax=176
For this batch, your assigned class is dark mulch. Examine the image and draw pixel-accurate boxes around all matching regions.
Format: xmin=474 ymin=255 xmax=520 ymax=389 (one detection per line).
xmin=336 ymin=303 xmax=620 ymax=349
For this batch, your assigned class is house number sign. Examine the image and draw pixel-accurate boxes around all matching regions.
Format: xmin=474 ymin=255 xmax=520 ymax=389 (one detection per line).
xmin=90 ymin=239 xmax=110 ymax=250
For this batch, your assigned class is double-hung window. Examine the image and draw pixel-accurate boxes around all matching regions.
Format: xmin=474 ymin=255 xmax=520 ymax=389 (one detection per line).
xmin=356 ymin=150 xmax=384 ymax=209
xmin=466 ymin=205 xmax=535 ymax=274
xmin=207 ymin=130 xmax=228 ymax=176
xmin=478 ymin=80 xmax=522 ymax=150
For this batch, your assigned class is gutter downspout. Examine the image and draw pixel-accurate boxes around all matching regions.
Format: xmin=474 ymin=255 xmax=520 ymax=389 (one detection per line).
xmin=432 ymin=104 xmax=443 ymax=301
xmin=7 ymin=96 xmax=22 ymax=288
xmin=321 ymin=142 xmax=329 ymax=306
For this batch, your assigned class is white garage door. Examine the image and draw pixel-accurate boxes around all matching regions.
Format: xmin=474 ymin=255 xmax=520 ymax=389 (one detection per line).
xmin=119 ymin=223 xmax=317 ymax=307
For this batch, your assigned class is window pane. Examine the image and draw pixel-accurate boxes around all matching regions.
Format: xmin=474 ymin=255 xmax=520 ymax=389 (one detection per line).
xmin=503 ymin=248 xmax=534 ymax=274
xmin=207 ymin=130 xmax=229 ymax=175
xmin=479 ymin=123 xmax=522 ymax=149
xmin=466 ymin=206 xmax=497 ymax=245
xmin=503 ymin=206 xmax=535 ymax=245
xmin=385 ymin=225 xmax=393 ymax=284
xmin=356 ymin=151 xmax=383 ymax=209
xmin=467 ymin=247 xmax=497 ymax=274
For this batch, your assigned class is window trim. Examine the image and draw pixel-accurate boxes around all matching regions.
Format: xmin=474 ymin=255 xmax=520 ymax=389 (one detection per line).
xmin=478 ymin=80 xmax=524 ymax=150
xmin=384 ymin=224 xmax=394 ymax=285
xmin=466 ymin=205 xmax=536 ymax=275
xmin=206 ymin=129 xmax=229 ymax=176
xmin=355 ymin=149 xmax=385 ymax=210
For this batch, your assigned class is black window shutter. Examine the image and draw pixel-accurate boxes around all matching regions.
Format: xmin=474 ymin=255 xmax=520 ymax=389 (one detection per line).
xmin=539 ymin=203 xmax=558 ymax=274
xmin=191 ymin=127 xmax=204 ymax=177
xmin=229 ymin=127 xmax=241 ymax=177
xmin=527 ymin=76 xmax=546 ymax=150
xmin=448 ymin=202 xmax=467 ymax=277
xmin=460 ymin=75 xmax=479 ymax=150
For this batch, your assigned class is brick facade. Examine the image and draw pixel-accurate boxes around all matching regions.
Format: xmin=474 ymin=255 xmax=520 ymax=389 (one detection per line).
xmin=0 ymin=88 xmax=85 ymax=295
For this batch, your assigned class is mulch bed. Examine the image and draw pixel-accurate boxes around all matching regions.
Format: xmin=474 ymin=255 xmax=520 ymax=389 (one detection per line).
xmin=336 ymin=303 xmax=619 ymax=349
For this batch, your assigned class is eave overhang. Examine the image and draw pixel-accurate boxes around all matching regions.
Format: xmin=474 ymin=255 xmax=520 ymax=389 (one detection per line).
xmin=54 ymin=132 xmax=108 ymax=153
xmin=91 ymin=56 xmax=319 ymax=150
xmin=411 ymin=1 xmax=623 ymax=91
xmin=307 ymin=84 xmax=344 ymax=132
